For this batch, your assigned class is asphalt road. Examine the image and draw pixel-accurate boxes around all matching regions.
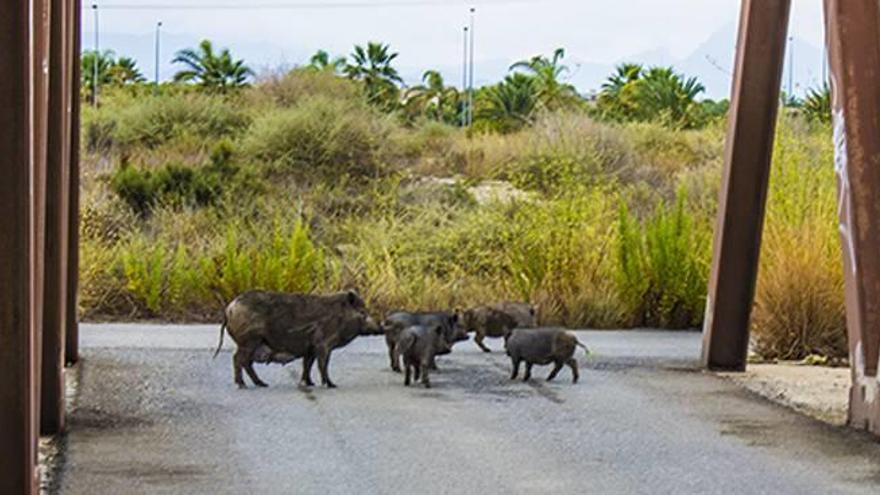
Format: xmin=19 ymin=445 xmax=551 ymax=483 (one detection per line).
xmin=56 ymin=324 xmax=880 ymax=494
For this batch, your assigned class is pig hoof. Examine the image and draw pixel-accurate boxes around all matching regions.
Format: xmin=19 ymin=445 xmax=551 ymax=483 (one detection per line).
xmin=236 ymin=383 xmax=247 ymax=390
xmin=255 ymin=381 xmax=269 ymax=388
xmin=423 ymin=383 xmax=431 ymax=389
xmin=325 ymin=382 xmax=337 ymax=389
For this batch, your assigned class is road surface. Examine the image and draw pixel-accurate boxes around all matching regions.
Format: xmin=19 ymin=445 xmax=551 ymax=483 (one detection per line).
xmin=54 ymin=324 xmax=880 ymax=494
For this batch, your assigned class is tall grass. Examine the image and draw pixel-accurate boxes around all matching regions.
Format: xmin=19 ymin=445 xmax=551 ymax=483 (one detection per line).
xmin=751 ymin=118 xmax=846 ymax=359
xmin=618 ymin=189 xmax=711 ymax=328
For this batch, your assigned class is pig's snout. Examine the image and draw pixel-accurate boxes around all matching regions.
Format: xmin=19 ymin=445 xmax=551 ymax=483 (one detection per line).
xmin=364 ymin=316 xmax=383 ymax=335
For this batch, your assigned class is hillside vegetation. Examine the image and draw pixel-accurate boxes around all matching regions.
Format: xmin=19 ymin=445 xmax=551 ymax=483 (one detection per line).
xmin=78 ymin=42 xmax=843 ymax=360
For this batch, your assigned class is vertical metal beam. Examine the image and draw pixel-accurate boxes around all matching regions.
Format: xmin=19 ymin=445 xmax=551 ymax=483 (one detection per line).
xmin=66 ymin=0 xmax=82 ymax=366
xmin=701 ymin=0 xmax=791 ymax=371
xmin=824 ymin=0 xmax=880 ymax=434
xmin=41 ymin=0 xmax=70 ymax=436
xmin=0 ymin=0 xmax=47 ymax=492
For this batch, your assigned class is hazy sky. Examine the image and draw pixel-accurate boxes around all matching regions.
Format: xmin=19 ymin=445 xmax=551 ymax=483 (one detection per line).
xmin=83 ymin=0 xmax=826 ymax=96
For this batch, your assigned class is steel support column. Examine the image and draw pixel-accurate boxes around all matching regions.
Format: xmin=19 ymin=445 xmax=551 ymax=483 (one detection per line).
xmin=824 ymin=0 xmax=880 ymax=434
xmin=0 ymin=0 xmax=49 ymax=492
xmin=41 ymin=0 xmax=71 ymax=436
xmin=701 ymin=0 xmax=791 ymax=371
xmin=66 ymin=0 xmax=82 ymax=366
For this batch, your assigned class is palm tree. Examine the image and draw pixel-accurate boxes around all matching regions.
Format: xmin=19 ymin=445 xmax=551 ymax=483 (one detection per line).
xmin=403 ymin=70 xmax=460 ymax=123
xmin=109 ymin=56 xmax=145 ymax=85
xmin=308 ymin=49 xmax=347 ymax=74
xmin=478 ymin=73 xmax=538 ymax=132
xmin=600 ymin=63 xmax=644 ymax=96
xmin=510 ymin=48 xmax=579 ymax=111
xmin=81 ymin=49 xmax=116 ymax=93
xmin=637 ymin=67 xmax=705 ymax=127
xmin=344 ymin=42 xmax=403 ymax=108
xmin=173 ymin=40 xmax=253 ymax=90
xmin=803 ymin=83 xmax=831 ymax=123
xmin=595 ymin=64 xmax=706 ymax=129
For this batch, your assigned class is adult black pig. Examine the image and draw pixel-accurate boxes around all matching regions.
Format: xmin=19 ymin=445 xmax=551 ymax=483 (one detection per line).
xmin=215 ymin=289 xmax=381 ymax=389
xmin=398 ymin=324 xmax=447 ymax=388
xmin=382 ymin=311 xmax=466 ymax=372
xmin=504 ymin=328 xmax=589 ymax=383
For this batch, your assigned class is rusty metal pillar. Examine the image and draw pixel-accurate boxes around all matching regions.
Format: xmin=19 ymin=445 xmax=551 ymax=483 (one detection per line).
xmin=66 ymin=0 xmax=82 ymax=366
xmin=701 ymin=0 xmax=791 ymax=371
xmin=825 ymin=0 xmax=880 ymax=435
xmin=0 ymin=0 xmax=49 ymax=492
xmin=41 ymin=0 xmax=70 ymax=436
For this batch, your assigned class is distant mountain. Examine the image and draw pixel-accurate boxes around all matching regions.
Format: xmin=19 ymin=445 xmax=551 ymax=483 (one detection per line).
xmin=86 ymin=22 xmax=826 ymax=100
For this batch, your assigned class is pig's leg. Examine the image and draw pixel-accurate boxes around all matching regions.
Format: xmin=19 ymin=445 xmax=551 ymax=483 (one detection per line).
xmin=566 ymin=358 xmax=579 ymax=384
xmin=317 ymin=348 xmax=336 ymax=388
xmin=386 ymin=334 xmax=401 ymax=372
xmin=474 ymin=331 xmax=491 ymax=353
xmin=523 ymin=362 xmax=533 ymax=382
xmin=510 ymin=357 xmax=521 ymax=380
xmin=404 ymin=359 xmax=412 ymax=386
xmin=244 ymin=360 xmax=269 ymax=388
xmin=420 ymin=356 xmax=432 ymax=388
xmin=236 ymin=342 xmax=268 ymax=388
xmin=546 ymin=361 xmax=564 ymax=382
xmin=233 ymin=348 xmax=247 ymax=389
xmin=300 ymin=354 xmax=316 ymax=387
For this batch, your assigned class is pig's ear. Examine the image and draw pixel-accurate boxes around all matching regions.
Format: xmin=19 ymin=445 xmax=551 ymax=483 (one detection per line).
xmin=346 ymin=290 xmax=359 ymax=306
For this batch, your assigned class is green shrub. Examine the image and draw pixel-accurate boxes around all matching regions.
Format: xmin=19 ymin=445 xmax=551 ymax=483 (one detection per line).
xmin=502 ymin=114 xmax=634 ymax=193
xmin=209 ymin=217 xmax=336 ymax=302
xmin=248 ymin=68 xmax=362 ymax=108
xmin=243 ymin=96 xmax=391 ymax=180
xmin=617 ymin=189 xmax=710 ymax=328
xmin=109 ymin=141 xmax=246 ymax=216
xmin=112 ymin=93 xmax=249 ymax=149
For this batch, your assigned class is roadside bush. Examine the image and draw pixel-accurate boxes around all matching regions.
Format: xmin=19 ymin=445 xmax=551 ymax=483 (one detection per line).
xmin=109 ymin=140 xmax=247 ymax=216
xmin=111 ymin=93 xmax=249 ymax=149
xmin=508 ymin=114 xmax=633 ymax=193
xmin=751 ymin=118 xmax=846 ymax=359
xmin=243 ymin=96 xmax=391 ymax=180
xmin=249 ymin=68 xmax=362 ymax=108
xmin=617 ymin=189 xmax=711 ymax=328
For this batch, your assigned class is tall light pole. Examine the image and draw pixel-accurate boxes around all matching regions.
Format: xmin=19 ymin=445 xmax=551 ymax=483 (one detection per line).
xmin=468 ymin=7 xmax=475 ymax=127
xmin=787 ymin=35 xmax=794 ymax=98
xmin=461 ymin=26 xmax=469 ymax=127
xmin=155 ymin=21 xmax=163 ymax=92
xmin=92 ymin=3 xmax=99 ymax=107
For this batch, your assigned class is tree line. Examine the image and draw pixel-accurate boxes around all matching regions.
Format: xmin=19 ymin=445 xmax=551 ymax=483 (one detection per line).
xmin=84 ymin=39 xmax=786 ymax=131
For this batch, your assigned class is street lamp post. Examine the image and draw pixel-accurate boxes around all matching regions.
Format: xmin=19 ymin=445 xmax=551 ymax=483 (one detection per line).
xmin=155 ymin=21 xmax=163 ymax=92
xmin=92 ymin=3 xmax=99 ymax=106
xmin=787 ymin=35 xmax=794 ymax=97
xmin=461 ymin=26 xmax=468 ymax=127
xmin=468 ymin=7 xmax=475 ymax=127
